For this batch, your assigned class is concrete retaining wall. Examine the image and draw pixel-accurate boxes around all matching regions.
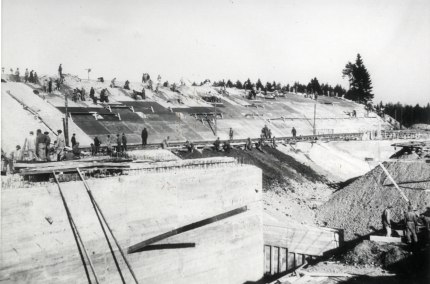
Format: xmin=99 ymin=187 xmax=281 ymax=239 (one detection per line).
xmin=1 ymin=165 xmax=263 ymax=283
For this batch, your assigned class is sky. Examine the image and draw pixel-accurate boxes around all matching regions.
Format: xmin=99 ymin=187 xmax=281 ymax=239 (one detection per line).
xmin=1 ymin=0 xmax=429 ymax=105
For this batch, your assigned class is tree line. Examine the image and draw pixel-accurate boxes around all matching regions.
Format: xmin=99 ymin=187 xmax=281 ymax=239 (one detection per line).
xmin=379 ymin=102 xmax=430 ymax=127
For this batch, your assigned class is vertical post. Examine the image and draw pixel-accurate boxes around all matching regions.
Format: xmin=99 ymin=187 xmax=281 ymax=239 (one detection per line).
xmin=313 ymin=101 xmax=317 ymax=135
xmin=64 ymin=92 xmax=69 ymax=147
xmin=214 ymin=99 xmax=217 ymax=136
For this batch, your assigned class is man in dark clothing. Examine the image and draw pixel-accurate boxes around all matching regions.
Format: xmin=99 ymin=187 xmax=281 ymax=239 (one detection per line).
xmin=229 ymin=128 xmax=234 ymax=141
xmin=94 ymin=136 xmax=101 ymax=155
xmin=141 ymin=128 xmax=148 ymax=146
xmin=292 ymin=127 xmax=297 ymax=138
xmin=29 ymin=70 xmax=34 ymax=83
xmin=72 ymin=142 xmax=81 ymax=158
xmin=48 ymin=79 xmax=53 ymax=93
xmin=89 ymin=87 xmax=95 ymax=99
xmin=44 ymin=131 xmax=51 ymax=161
xmin=56 ymin=79 xmax=61 ymax=91
xmin=124 ymin=80 xmax=130 ymax=90
xmin=58 ymin=64 xmax=63 ymax=78
xmin=122 ymin=133 xmax=127 ymax=152
xmin=382 ymin=206 xmax=392 ymax=237
xmin=116 ymin=134 xmax=122 ymax=153
xmin=404 ymin=205 xmax=419 ymax=244
xmin=71 ymin=133 xmax=77 ymax=147
xmin=223 ymin=140 xmax=231 ymax=153
xmin=213 ymin=137 xmax=221 ymax=151
xmin=245 ymin=138 xmax=253 ymax=151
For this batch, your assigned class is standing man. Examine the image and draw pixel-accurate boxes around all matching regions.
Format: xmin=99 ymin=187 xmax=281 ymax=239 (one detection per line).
xmin=23 ymin=131 xmax=37 ymax=161
xmin=116 ymin=134 xmax=122 ymax=153
xmin=229 ymin=128 xmax=234 ymax=141
xmin=122 ymin=133 xmax=127 ymax=152
xmin=141 ymin=128 xmax=148 ymax=146
xmin=292 ymin=127 xmax=297 ymax=138
xmin=48 ymin=79 xmax=53 ymax=94
xmin=56 ymin=130 xmax=66 ymax=161
xmin=106 ymin=135 xmax=112 ymax=155
xmin=71 ymin=133 xmax=77 ymax=147
xmin=44 ymin=131 xmax=51 ymax=161
xmin=58 ymin=64 xmax=63 ymax=80
xmin=382 ymin=206 xmax=392 ymax=237
xmin=24 ymin=68 xmax=29 ymax=83
xmin=35 ymin=129 xmax=47 ymax=161
xmin=94 ymin=136 xmax=101 ymax=155
xmin=404 ymin=205 xmax=419 ymax=244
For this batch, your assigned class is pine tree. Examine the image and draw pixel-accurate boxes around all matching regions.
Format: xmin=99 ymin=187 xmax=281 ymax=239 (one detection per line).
xmin=342 ymin=53 xmax=374 ymax=103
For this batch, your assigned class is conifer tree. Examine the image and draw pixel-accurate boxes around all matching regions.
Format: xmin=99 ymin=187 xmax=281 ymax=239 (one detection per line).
xmin=342 ymin=53 xmax=374 ymax=103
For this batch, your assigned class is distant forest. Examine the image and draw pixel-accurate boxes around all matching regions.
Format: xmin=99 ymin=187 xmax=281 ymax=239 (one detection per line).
xmin=380 ymin=102 xmax=430 ymax=127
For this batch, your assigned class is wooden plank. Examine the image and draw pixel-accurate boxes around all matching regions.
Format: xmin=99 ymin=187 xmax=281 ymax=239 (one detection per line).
xmin=369 ymin=235 xmax=402 ymax=243
xmin=128 ymin=206 xmax=248 ymax=254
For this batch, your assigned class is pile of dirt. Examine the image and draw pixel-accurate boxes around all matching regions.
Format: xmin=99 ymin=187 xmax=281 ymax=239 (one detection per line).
xmin=343 ymin=240 xmax=409 ymax=267
xmin=318 ymin=161 xmax=430 ymax=240
xmin=177 ymin=146 xmax=333 ymax=224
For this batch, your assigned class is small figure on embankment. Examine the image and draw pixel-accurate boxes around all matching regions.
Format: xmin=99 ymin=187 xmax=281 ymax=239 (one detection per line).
xmin=292 ymin=127 xmax=297 ymax=138
xmin=381 ymin=206 xmax=392 ymax=237
xmin=141 ymin=128 xmax=148 ymax=146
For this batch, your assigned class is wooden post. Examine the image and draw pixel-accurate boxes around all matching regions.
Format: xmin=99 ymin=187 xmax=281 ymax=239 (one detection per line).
xmin=64 ymin=92 xmax=69 ymax=146
xmin=378 ymin=162 xmax=409 ymax=203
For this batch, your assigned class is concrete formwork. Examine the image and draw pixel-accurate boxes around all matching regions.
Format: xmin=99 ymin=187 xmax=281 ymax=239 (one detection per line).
xmin=1 ymin=163 xmax=263 ymax=283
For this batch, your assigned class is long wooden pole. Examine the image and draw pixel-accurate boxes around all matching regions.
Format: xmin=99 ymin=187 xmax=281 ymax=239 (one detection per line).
xmin=52 ymin=172 xmax=99 ymax=284
xmin=378 ymin=162 xmax=409 ymax=203
xmin=77 ymin=168 xmax=140 ymax=284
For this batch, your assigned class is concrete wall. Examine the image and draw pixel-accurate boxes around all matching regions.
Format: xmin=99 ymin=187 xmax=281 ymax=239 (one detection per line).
xmin=1 ymin=164 xmax=263 ymax=283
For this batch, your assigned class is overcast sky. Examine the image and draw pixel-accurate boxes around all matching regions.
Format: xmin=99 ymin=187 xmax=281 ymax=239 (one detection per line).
xmin=2 ymin=0 xmax=429 ymax=105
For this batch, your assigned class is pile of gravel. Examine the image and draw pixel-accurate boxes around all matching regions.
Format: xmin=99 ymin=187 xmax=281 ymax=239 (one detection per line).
xmin=318 ymin=161 xmax=430 ymax=241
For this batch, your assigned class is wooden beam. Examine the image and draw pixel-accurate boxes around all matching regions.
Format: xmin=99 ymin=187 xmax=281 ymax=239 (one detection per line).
xmin=128 ymin=206 xmax=248 ymax=254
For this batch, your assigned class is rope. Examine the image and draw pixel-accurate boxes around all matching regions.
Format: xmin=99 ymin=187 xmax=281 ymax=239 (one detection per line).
xmin=52 ymin=172 xmax=93 ymax=284
xmin=77 ymin=168 xmax=139 ymax=283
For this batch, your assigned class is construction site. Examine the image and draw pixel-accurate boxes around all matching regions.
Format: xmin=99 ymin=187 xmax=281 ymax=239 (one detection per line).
xmin=1 ymin=69 xmax=429 ymax=284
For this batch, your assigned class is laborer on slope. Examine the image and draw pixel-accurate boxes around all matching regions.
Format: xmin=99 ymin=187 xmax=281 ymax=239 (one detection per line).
xmin=55 ymin=130 xmax=66 ymax=161
xmin=23 ymin=131 xmax=37 ymax=161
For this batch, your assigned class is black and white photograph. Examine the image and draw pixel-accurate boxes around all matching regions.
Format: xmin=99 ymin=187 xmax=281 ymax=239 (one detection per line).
xmin=1 ymin=0 xmax=429 ymax=283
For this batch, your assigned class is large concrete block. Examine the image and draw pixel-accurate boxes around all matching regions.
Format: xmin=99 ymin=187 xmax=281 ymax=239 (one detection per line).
xmin=1 ymin=165 xmax=263 ymax=283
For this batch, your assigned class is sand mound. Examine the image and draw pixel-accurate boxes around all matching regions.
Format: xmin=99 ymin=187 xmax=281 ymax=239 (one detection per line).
xmin=318 ymin=161 xmax=430 ymax=240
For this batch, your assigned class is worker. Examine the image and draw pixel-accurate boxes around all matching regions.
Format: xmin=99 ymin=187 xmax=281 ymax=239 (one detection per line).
xmin=58 ymin=64 xmax=63 ymax=79
xmin=245 ymin=138 xmax=253 ymax=151
xmin=271 ymin=136 xmax=277 ymax=148
xmin=36 ymin=129 xmax=47 ymax=161
xmin=116 ymin=134 xmax=122 ymax=153
xmin=94 ymin=136 xmax=101 ymax=155
xmin=80 ymin=87 xmax=86 ymax=101
xmin=48 ymin=79 xmax=53 ymax=93
xmin=141 ymin=128 xmax=148 ymax=146
xmin=44 ymin=132 xmax=51 ymax=161
xmin=23 ymin=131 xmax=37 ymax=161
xmin=292 ymin=127 xmax=297 ymax=138
xmin=71 ymin=133 xmax=77 ymax=147
xmin=404 ymin=205 xmax=419 ymax=244
xmin=420 ymin=207 xmax=430 ymax=244
xmin=223 ymin=140 xmax=232 ymax=153
xmin=124 ymin=80 xmax=130 ymax=90
xmin=382 ymin=206 xmax=392 ymax=237
xmin=229 ymin=128 xmax=234 ymax=141
xmin=90 ymin=143 xmax=96 ymax=156
xmin=162 ymin=136 xmax=170 ymax=149
xmin=72 ymin=142 xmax=81 ymax=158
xmin=15 ymin=68 xmax=20 ymax=82
xmin=184 ymin=140 xmax=194 ymax=153
xmin=24 ymin=68 xmax=29 ymax=83
xmin=55 ymin=130 xmax=66 ymax=161
xmin=8 ymin=145 xmax=22 ymax=173
xmin=106 ymin=135 xmax=113 ymax=155
xmin=89 ymin=87 xmax=95 ymax=99
xmin=111 ymin=78 xmax=116 ymax=88
xmin=213 ymin=137 xmax=221 ymax=152
xmin=122 ymin=133 xmax=127 ymax=152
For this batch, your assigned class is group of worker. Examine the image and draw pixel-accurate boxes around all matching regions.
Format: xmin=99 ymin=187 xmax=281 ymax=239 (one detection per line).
xmin=96 ymin=133 xmax=128 ymax=156
xmin=382 ymin=204 xmax=430 ymax=245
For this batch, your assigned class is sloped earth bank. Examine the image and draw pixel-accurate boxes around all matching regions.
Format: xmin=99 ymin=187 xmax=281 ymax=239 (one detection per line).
xmin=318 ymin=161 xmax=430 ymax=241
xmin=176 ymin=146 xmax=334 ymax=225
